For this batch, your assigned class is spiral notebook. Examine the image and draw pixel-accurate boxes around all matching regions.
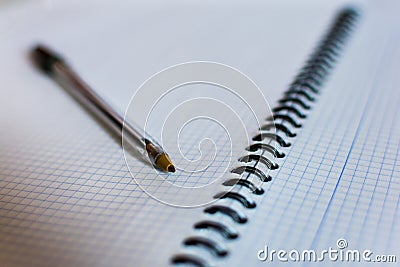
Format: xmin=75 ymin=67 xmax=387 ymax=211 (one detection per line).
xmin=0 ymin=1 xmax=399 ymax=267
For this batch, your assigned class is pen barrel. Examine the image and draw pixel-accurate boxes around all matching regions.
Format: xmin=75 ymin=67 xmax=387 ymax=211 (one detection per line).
xmin=53 ymin=62 xmax=148 ymax=154
xmin=31 ymin=44 xmax=175 ymax=172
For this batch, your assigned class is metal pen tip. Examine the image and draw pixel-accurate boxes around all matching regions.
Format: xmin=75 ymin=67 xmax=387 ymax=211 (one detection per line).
xmin=156 ymin=153 xmax=176 ymax=173
xmin=145 ymin=140 xmax=175 ymax=172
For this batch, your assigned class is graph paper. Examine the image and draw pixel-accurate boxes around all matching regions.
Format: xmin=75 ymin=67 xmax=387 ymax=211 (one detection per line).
xmin=1 ymin=1 xmax=399 ymax=267
xmin=0 ymin=1 xmax=318 ymax=266
xmin=218 ymin=10 xmax=400 ymax=266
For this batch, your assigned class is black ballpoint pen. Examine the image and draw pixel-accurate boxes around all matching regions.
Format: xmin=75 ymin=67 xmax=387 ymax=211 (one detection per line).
xmin=30 ymin=44 xmax=175 ymax=173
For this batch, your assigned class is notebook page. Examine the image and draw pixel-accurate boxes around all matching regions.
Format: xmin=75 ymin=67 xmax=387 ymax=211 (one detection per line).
xmin=220 ymin=3 xmax=400 ymax=266
xmin=0 ymin=1 xmax=345 ymax=266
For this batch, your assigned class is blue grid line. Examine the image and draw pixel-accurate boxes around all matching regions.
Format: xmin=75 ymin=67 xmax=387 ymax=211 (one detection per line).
xmin=309 ymin=37 xmax=388 ymax=249
xmin=352 ymin=91 xmax=399 ymax=245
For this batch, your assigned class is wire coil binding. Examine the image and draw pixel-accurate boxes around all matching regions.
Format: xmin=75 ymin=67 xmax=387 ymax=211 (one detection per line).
xmin=172 ymin=7 xmax=359 ymax=266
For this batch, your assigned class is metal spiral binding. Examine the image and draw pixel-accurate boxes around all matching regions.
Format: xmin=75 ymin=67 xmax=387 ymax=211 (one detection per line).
xmin=171 ymin=8 xmax=359 ymax=266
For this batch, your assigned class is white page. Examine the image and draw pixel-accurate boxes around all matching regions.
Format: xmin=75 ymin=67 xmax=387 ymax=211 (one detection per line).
xmin=218 ymin=2 xmax=400 ymax=266
xmin=3 ymin=1 xmax=397 ymax=267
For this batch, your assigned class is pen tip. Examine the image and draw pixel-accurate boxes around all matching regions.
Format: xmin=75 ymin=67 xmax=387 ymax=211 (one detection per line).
xmin=156 ymin=153 xmax=176 ymax=173
xmin=168 ymin=165 xmax=176 ymax=173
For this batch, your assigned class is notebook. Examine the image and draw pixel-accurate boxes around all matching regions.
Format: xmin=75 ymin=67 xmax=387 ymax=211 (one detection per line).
xmin=0 ymin=1 xmax=399 ymax=266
